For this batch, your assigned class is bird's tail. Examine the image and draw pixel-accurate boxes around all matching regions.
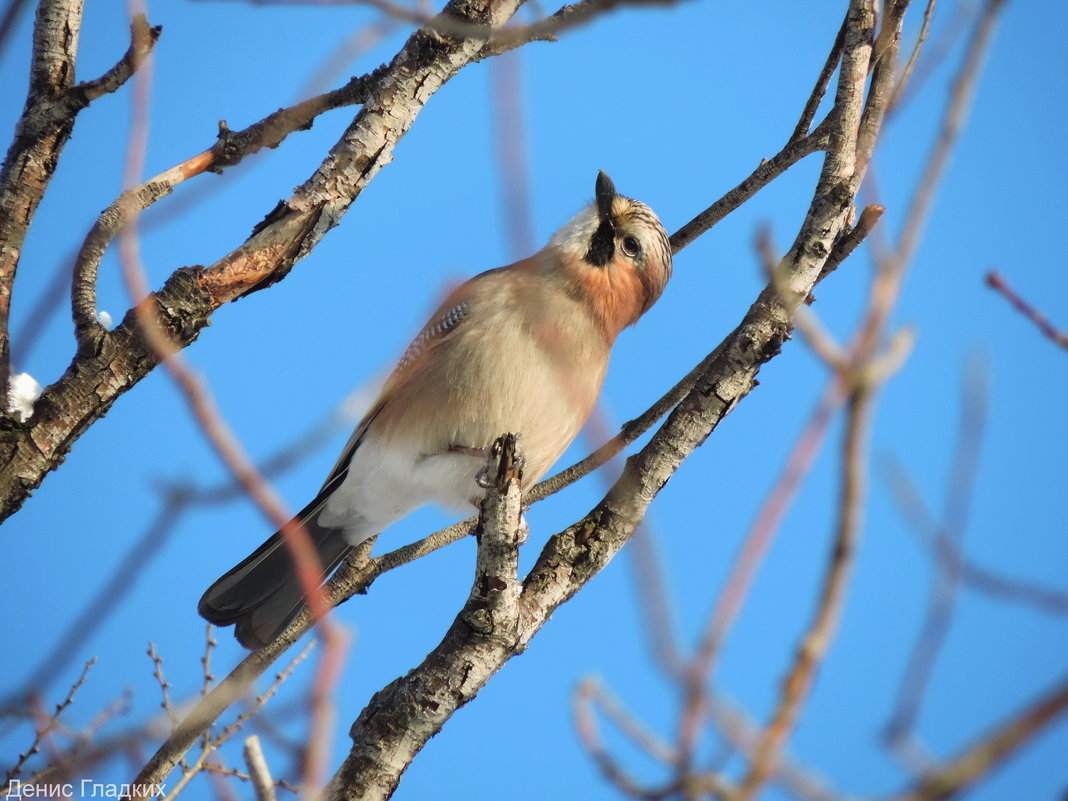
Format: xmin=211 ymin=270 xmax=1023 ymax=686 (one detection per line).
xmin=198 ymin=500 xmax=354 ymax=650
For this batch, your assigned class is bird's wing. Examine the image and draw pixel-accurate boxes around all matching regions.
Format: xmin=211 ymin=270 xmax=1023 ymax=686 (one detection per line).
xmin=315 ymin=293 xmax=478 ymax=495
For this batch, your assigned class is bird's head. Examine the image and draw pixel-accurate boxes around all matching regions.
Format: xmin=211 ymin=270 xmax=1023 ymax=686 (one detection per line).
xmin=549 ymin=171 xmax=672 ymax=336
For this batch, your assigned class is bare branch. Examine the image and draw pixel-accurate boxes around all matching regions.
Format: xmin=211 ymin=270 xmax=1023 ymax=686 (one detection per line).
xmin=888 ymin=0 xmax=938 ymax=112
xmin=737 ymin=383 xmax=876 ymax=800
xmin=2 ymin=658 xmax=96 ymax=794
xmin=706 ymin=693 xmax=851 ymax=801
xmin=669 ymin=123 xmax=827 ymax=253
xmin=894 ymin=0 xmax=1004 ymax=269
xmin=576 ymin=677 xmax=680 ymax=768
xmin=147 ymin=644 xmax=181 ymax=733
xmin=159 ymin=642 xmax=314 ymax=801
xmin=985 ymin=270 xmax=1068 ymax=351
xmin=0 ymin=0 xmax=529 ymax=524
xmin=243 ymin=736 xmax=277 ymax=801
xmin=325 ymin=435 xmax=527 ymax=800
xmin=0 ymin=4 xmax=159 ymax=391
xmin=886 ymin=673 xmax=1068 ymax=801
xmin=0 ymin=0 xmax=84 ymax=394
xmin=573 ymin=678 xmax=724 ymax=801
xmin=883 ymin=361 xmax=987 ymax=756
xmin=791 ymin=13 xmax=847 ymax=143
xmin=69 ymin=68 xmax=383 ymax=350
xmin=881 ymin=456 xmax=1068 ymax=615
xmin=74 ymin=14 xmax=160 ymax=103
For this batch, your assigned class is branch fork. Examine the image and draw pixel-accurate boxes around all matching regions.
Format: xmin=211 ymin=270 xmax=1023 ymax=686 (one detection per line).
xmin=463 ymin=434 xmax=526 ymax=641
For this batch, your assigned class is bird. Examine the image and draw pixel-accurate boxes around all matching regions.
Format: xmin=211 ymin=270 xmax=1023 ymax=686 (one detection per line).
xmin=199 ymin=171 xmax=673 ymax=649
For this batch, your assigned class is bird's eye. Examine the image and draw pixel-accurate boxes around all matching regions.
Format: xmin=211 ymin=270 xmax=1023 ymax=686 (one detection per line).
xmin=621 ymin=234 xmax=642 ymax=258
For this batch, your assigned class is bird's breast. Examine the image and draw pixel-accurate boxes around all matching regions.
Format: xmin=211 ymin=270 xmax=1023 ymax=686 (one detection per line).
xmin=372 ymin=298 xmax=609 ymax=506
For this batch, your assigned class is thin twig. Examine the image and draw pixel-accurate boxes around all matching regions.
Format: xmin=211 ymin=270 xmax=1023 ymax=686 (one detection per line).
xmin=880 ymin=456 xmax=1068 ymax=614
xmin=669 ymin=123 xmax=827 ymax=253
xmin=888 ymin=0 xmax=938 ymax=112
xmin=200 ymin=625 xmax=217 ymax=752
xmin=159 ymin=643 xmax=314 ymax=801
xmin=2 ymin=659 xmax=96 ymax=792
xmin=583 ymin=406 xmax=682 ymax=679
xmin=573 ymin=678 xmax=729 ymax=801
xmin=147 ymin=644 xmax=181 ymax=732
xmin=883 ymin=361 xmax=987 ymax=759
xmin=737 ymin=382 xmax=876 ymax=800
xmin=576 ymin=677 xmax=680 ymax=767
xmin=677 ymin=377 xmax=844 ymax=769
xmin=706 ymin=693 xmax=851 ymax=801
xmin=885 ymin=673 xmax=1068 ymax=801
xmin=791 ymin=14 xmax=847 ymax=143
xmin=985 ymin=270 xmax=1068 ymax=351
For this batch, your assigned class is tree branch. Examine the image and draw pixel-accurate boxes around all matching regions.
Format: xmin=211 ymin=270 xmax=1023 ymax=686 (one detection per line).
xmin=126 ymin=3 xmax=891 ymax=791
xmin=885 ymin=673 xmax=1068 ymax=801
xmin=325 ymin=435 xmax=527 ymax=800
xmin=0 ymin=0 xmax=526 ymax=523
xmin=0 ymin=6 xmax=158 ymax=394
xmin=0 ymin=0 xmax=83 ymax=396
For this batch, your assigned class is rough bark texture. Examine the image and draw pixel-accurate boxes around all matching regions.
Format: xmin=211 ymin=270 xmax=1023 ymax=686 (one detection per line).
xmin=0 ymin=0 xmax=84 ymax=392
xmin=125 ymin=3 xmax=890 ymax=795
xmin=0 ymin=0 xmax=522 ymax=523
xmin=320 ymin=3 xmax=880 ymax=798
xmin=329 ymin=435 xmax=526 ymax=801
xmin=0 ymin=5 xmax=158 ymax=392
xmin=0 ymin=268 xmax=212 ymax=521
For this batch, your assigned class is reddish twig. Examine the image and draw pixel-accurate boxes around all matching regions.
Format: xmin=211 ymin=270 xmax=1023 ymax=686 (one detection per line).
xmin=2 ymin=659 xmax=97 ymax=793
xmin=737 ymin=383 xmax=876 ymax=800
xmin=677 ymin=376 xmax=845 ymax=768
xmin=147 ymin=644 xmax=181 ymax=733
xmin=491 ymin=50 xmax=536 ymax=260
xmin=573 ymin=678 xmax=728 ymax=801
xmin=985 ymin=270 xmax=1068 ymax=351
xmin=885 ymin=673 xmax=1068 ymax=801
xmin=883 ymin=360 xmax=988 ymax=760
xmin=159 ymin=643 xmax=314 ymax=801
xmin=114 ymin=7 xmax=348 ymax=792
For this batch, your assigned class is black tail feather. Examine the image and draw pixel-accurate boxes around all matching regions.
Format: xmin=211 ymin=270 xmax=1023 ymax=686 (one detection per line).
xmin=199 ymin=502 xmax=353 ymax=650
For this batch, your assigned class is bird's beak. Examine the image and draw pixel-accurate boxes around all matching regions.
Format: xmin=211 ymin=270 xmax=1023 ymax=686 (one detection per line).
xmin=584 ymin=170 xmax=618 ymax=267
xmin=596 ymin=170 xmax=617 ymax=224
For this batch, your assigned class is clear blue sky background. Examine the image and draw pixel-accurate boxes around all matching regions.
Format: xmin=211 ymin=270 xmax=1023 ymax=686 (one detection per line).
xmin=2 ymin=1 xmax=1066 ymax=799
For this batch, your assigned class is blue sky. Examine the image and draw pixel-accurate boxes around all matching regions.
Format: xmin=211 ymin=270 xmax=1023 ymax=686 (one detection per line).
xmin=2 ymin=1 xmax=1066 ymax=800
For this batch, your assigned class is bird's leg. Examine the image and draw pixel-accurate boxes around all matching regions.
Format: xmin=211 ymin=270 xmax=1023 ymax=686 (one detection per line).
xmin=448 ymin=443 xmax=497 ymax=488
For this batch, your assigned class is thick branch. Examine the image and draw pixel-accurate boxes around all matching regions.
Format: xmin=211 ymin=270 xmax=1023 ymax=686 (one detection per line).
xmin=126 ymin=4 xmax=887 ymax=787
xmin=70 ymin=69 xmax=382 ymax=352
xmin=0 ymin=0 xmax=83 ymax=393
xmin=324 ymin=4 xmax=880 ymax=796
xmin=0 ymin=0 xmax=525 ymax=523
xmin=326 ymin=436 xmax=526 ymax=800
xmin=0 ymin=7 xmax=157 ymax=391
